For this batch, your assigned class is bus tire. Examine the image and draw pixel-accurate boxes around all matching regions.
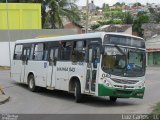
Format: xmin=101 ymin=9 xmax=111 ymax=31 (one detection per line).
xmin=28 ymin=75 xmax=37 ymax=92
xmin=109 ymin=96 xmax=117 ymax=102
xmin=74 ymin=81 xmax=82 ymax=103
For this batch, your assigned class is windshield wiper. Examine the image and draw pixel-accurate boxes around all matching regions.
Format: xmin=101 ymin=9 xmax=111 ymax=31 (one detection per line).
xmin=114 ymin=45 xmax=126 ymax=55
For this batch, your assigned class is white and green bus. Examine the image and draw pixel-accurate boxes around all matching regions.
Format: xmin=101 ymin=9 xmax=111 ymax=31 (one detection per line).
xmin=11 ymin=32 xmax=146 ymax=102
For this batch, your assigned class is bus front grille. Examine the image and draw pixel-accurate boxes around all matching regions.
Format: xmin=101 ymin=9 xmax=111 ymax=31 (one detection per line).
xmin=111 ymin=78 xmax=139 ymax=84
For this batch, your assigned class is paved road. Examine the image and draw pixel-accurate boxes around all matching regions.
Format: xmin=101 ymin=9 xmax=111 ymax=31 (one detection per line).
xmin=0 ymin=67 xmax=160 ymax=114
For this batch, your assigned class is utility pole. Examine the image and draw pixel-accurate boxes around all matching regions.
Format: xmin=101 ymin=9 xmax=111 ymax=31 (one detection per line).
xmin=85 ymin=0 xmax=89 ymax=33
xmin=6 ymin=0 xmax=12 ymax=76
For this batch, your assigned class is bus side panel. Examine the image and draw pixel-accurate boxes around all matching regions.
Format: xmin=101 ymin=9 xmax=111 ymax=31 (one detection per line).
xmin=24 ymin=61 xmax=48 ymax=87
xmin=55 ymin=61 xmax=69 ymax=91
xmin=55 ymin=62 xmax=86 ymax=92
xmin=68 ymin=62 xmax=87 ymax=93
xmin=11 ymin=60 xmax=23 ymax=82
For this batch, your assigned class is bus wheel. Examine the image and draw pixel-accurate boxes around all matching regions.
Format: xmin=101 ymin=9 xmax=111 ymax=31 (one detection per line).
xmin=109 ymin=96 xmax=117 ymax=102
xmin=28 ymin=75 xmax=37 ymax=92
xmin=74 ymin=81 xmax=82 ymax=103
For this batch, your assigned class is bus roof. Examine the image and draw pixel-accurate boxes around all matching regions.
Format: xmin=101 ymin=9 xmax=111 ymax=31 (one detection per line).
xmin=15 ymin=32 xmax=143 ymax=44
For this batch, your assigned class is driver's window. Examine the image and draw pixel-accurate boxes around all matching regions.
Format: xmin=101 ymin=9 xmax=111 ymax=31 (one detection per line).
xmin=102 ymin=55 xmax=116 ymax=69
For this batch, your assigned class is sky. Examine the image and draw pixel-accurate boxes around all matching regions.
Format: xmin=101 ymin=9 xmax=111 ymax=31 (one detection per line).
xmin=76 ymin=0 xmax=160 ymax=7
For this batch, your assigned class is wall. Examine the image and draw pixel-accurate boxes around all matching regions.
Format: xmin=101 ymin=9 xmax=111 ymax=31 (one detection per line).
xmin=0 ymin=3 xmax=41 ymax=29
xmin=64 ymin=22 xmax=83 ymax=34
xmin=0 ymin=42 xmax=15 ymax=66
xmin=148 ymin=53 xmax=153 ymax=65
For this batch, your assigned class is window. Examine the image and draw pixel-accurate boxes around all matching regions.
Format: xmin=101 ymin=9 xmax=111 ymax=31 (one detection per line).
xmin=72 ymin=41 xmax=86 ymax=62
xmin=33 ymin=43 xmax=44 ymax=61
xmin=13 ymin=45 xmax=23 ymax=60
xmin=60 ymin=41 xmax=72 ymax=61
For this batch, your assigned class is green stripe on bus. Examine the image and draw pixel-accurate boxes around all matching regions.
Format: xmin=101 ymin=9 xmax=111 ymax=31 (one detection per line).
xmin=98 ymin=84 xmax=145 ymax=98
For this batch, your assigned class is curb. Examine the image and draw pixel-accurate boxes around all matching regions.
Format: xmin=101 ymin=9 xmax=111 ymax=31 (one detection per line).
xmin=0 ymin=95 xmax=10 ymax=104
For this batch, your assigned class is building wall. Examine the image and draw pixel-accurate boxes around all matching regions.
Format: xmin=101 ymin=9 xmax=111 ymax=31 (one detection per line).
xmin=153 ymin=52 xmax=160 ymax=65
xmin=148 ymin=52 xmax=160 ymax=65
xmin=0 ymin=3 xmax=41 ymax=29
xmin=0 ymin=42 xmax=15 ymax=66
xmin=123 ymin=27 xmax=132 ymax=35
xmin=64 ymin=23 xmax=82 ymax=34
xmin=148 ymin=53 xmax=153 ymax=65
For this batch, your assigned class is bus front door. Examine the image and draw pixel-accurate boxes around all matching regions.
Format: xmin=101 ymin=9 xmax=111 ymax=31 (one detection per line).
xmin=86 ymin=45 xmax=100 ymax=94
xmin=47 ymin=47 xmax=58 ymax=88
xmin=21 ymin=47 xmax=30 ymax=83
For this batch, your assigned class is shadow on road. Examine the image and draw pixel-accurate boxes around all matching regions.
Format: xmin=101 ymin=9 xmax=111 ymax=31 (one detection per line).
xmin=14 ymin=82 xmax=139 ymax=107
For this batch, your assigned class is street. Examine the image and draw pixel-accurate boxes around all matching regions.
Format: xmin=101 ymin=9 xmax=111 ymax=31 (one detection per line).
xmin=0 ymin=67 xmax=160 ymax=114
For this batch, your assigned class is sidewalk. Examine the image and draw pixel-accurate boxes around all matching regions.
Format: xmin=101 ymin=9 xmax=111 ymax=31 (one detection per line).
xmin=0 ymin=86 xmax=10 ymax=104
xmin=0 ymin=94 xmax=10 ymax=104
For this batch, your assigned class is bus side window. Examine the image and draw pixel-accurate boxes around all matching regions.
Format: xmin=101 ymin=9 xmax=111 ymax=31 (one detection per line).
xmin=60 ymin=41 xmax=72 ymax=61
xmin=13 ymin=45 xmax=23 ymax=60
xmin=72 ymin=41 xmax=86 ymax=62
xmin=33 ymin=43 xmax=44 ymax=61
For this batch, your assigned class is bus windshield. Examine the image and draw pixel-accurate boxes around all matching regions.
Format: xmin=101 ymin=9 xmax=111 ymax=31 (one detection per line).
xmin=101 ymin=45 xmax=146 ymax=77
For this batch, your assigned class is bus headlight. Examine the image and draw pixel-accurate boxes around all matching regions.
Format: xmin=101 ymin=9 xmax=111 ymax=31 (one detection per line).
xmin=103 ymin=80 xmax=112 ymax=87
xmin=136 ymin=81 xmax=145 ymax=89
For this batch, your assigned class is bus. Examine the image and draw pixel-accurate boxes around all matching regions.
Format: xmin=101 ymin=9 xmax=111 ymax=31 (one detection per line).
xmin=11 ymin=32 xmax=146 ymax=102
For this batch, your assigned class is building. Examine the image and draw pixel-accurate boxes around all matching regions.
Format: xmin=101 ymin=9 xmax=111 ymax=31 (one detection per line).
xmin=95 ymin=24 xmax=132 ymax=35
xmin=64 ymin=22 xmax=84 ymax=34
xmin=146 ymin=35 xmax=160 ymax=65
xmin=142 ymin=23 xmax=160 ymax=40
xmin=0 ymin=3 xmax=41 ymax=29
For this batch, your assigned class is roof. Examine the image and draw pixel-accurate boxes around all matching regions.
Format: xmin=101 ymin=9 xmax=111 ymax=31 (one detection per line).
xmin=16 ymin=32 xmax=143 ymax=44
xmin=96 ymin=25 xmax=132 ymax=32
xmin=146 ymin=35 xmax=160 ymax=51
xmin=64 ymin=22 xmax=83 ymax=28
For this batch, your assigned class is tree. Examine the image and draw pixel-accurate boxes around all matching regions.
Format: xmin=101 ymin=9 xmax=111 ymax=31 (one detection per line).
xmin=133 ymin=12 xmax=149 ymax=37
xmin=90 ymin=24 xmax=100 ymax=30
xmin=46 ymin=0 xmax=79 ymax=28
xmin=133 ymin=2 xmax=141 ymax=7
xmin=123 ymin=12 xmax=133 ymax=24
xmin=113 ymin=2 xmax=121 ymax=7
xmin=102 ymin=3 xmax=109 ymax=11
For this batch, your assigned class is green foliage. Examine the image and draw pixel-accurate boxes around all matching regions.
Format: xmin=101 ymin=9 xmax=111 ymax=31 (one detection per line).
xmin=123 ymin=12 xmax=133 ymax=24
xmin=133 ymin=2 xmax=141 ymax=7
xmin=90 ymin=24 xmax=100 ymax=30
xmin=104 ymin=11 xmax=125 ymax=20
xmin=98 ymin=19 xmax=123 ymax=25
xmin=152 ymin=102 xmax=160 ymax=114
xmin=113 ymin=2 xmax=125 ymax=7
xmin=102 ymin=3 xmax=109 ymax=11
xmin=133 ymin=12 xmax=149 ymax=37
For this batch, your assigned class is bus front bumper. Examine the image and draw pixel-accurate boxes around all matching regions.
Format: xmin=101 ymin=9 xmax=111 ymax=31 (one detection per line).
xmin=98 ymin=84 xmax=145 ymax=99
